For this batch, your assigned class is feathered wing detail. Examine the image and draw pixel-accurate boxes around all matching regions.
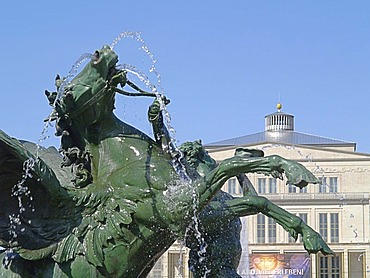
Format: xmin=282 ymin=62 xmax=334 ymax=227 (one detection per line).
xmin=53 ymin=234 xmax=83 ymax=263
xmin=0 ymin=130 xmax=141 ymax=271
xmin=0 ymin=130 xmax=81 ymax=256
xmin=46 ymin=193 xmax=137 ymax=269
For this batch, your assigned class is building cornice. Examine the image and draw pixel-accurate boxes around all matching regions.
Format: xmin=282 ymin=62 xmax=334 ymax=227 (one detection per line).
xmin=259 ymin=193 xmax=369 ymax=206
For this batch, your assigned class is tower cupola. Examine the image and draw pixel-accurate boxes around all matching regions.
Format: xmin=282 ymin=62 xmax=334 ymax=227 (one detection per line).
xmin=265 ymin=102 xmax=294 ymax=131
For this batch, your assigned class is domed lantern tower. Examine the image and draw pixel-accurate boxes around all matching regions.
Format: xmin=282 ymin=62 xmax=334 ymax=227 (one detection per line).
xmin=265 ymin=102 xmax=294 ymax=132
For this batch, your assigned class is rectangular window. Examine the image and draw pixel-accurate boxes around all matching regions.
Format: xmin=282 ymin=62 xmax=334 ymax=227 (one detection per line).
xmin=257 ymin=214 xmax=265 ymax=243
xmin=228 ymin=178 xmax=236 ymax=195
xmin=319 ymin=177 xmax=327 ymax=193
xmin=319 ymin=213 xmax=328 ymax=242
xmin=168 ymin=253 xmax=184 ymax=278
xmin=268 ymin=218 xmax=276 ymax=243
xmin=331 ymin=256 xmax=341 ymax=277
xmin=319 ymin=213 xmax=339 ymax=243
xmin=329 ymin=177 xmax=338 ymax=193
xmin=319 ymin=256 xmax=329 ymax=278
xmin=299 ymin=186 xmax=307 ymax=193
xmin=299 ymin=213 xmax=308 ymax=223
xmin=318 ymin=253 xmax=342 ymax=278
xmin=330 ymin=213 xmax=339 ymax=242
xmin=288 ymin=184 xmax=296 ymax=193
xmin=269 ymin=178 xmax=277 ymax=193
xmin=258 ymin=178 xmax=266 ymax=194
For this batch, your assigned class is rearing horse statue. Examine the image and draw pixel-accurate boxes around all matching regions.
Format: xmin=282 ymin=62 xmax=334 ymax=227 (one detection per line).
xmin=0 ymin=45 xmax=331 ymax=277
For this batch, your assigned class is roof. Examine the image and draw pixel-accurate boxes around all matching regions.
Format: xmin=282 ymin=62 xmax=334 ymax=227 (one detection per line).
xmin=206 ymin=130 xmax=356 ymax=148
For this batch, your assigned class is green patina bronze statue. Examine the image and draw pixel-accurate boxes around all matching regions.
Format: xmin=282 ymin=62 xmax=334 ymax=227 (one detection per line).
xmin=0 ymin=45 xmax=332 ymax=277
xmin=149 ymin=100 xmax=333 ymax=278
xmin=179 ymin=141 xmax=333 ymax=277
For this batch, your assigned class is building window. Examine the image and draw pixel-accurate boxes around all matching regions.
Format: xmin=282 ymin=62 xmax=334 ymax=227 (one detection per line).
xmin=319 ymin=213 xmax=328 ymax=242
xmin=228 ymin=178 xmax=236 ymax=194
xmin=257 ymin=214 xmax=265 ymax=243
xmin=258 ymin=178 xmax=266 ymax=194
xmin=318 ymin=253 xmax=342 ymax=278
xmin=258 ymin=178 xmax=277 ymax=194
xmin=319 ymin=213 xmax=339 ymax=243
xmin=168 ymin=253 xmax=184 ymax=278
xmin=329 ymin=177 xmax=338 ymax=193
xmin=257 ymin=215 xmax=276 ymax=243
xmin=330 ymin=213 xmax=339 ymax=242
xmin=319 ymin=177 xmax=338 ymax=193
xmin=269 ymin=178 xmax=277 ymax=193
xmin=319 ymin=177 xmax=327 ymax=193
xmin=288 ymin=184 xmax=296 ymax=193
xmin=287 ymin=184 xmax=307 ymax=193
xmin=268 ymin=218 xmax=276 ymax=243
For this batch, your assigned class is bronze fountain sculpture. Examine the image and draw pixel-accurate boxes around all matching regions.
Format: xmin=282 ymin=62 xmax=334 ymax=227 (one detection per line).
xmin=0 ymin=45 xmax=332 ymax=277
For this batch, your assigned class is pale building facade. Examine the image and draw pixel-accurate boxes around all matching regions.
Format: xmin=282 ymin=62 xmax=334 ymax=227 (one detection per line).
xmin=148 ymin=104 xmax=370 ymax=278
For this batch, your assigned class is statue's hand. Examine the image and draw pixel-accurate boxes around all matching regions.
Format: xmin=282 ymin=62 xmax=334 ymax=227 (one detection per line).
xmin=301 ymin=228 xmax=334 ymax=255
xmin=281 ymin=160 xmax=319 ymax=188
xmin=110 ymin=70 xmax=127 ymax=87
xmin=148 ymin=99 xmax=161 ymax=122
xmin=148 ymin=96 xmax=170 ymax=122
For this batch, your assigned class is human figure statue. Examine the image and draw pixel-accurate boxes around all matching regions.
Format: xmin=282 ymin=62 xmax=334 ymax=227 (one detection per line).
xmin=148 ymin=99 xmax=333 ymax=278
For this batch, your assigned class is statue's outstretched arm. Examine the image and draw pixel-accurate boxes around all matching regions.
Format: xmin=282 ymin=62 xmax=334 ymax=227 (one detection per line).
xmin=225 ymin=195 xmax=333 ymax=255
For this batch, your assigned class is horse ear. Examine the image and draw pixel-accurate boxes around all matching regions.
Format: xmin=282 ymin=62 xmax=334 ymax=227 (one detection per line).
xmin=92 ymin=51 xmax=100 ymax=62
xmin=195 ymin=139 xmax=202 ymax=145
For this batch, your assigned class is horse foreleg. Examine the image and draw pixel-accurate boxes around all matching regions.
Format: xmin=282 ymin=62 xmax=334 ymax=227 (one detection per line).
xmin=221 ymin=195 xmax=333 ymax=255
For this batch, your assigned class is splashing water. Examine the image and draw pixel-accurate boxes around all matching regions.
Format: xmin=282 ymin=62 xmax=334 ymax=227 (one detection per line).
xmin=119 ymin=64 xmax=158 ymax=93
xmin=162 ymin=179 xmax=210 ymax=277
xmin=178 ymin=178 xmax=209 ymax=277
xmin=112 ymin=32 xmax=160 ymax=76
xmin=115 ymin=33 xmax=211 ymax=275
xmin=119 ymin=63 xmax=190 ymax=181
xmin=111 ymin=31 xmax=141 ymax=49
xmin=111 ymin=31 xmax=162 ymax=91
xmin=3 ymin=158 xmax=36 ymax=268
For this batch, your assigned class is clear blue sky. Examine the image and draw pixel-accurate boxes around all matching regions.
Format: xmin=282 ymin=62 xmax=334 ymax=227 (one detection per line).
xmin=1 ymin=1 xmax=370 ymax=153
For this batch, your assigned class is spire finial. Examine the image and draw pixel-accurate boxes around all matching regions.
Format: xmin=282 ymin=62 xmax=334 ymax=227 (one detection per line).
xmin=277 ymin=102 xmax=282 ymax=112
